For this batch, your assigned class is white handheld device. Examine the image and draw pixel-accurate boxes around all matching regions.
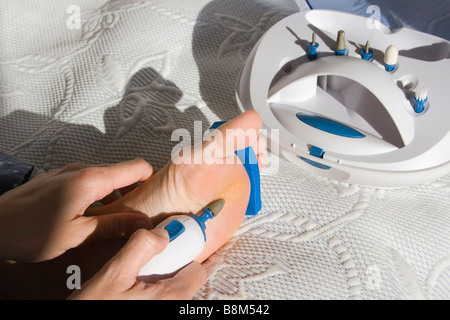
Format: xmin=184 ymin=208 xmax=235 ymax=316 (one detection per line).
xmin=138 ymin=199 xmax=224 ymax=277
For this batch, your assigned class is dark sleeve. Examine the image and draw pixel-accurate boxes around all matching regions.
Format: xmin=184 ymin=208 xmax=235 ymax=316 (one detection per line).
xmin=0 ymin=152 xmax=35 ymax=195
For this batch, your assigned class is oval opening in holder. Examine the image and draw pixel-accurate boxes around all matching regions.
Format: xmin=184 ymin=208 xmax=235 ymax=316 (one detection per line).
xmin=314 ymin=74 xmax=405 ymax=148
xmin=267 ymin=55 xmax=413 ymax=151
xmin=268 ymin=75 xmax=405 ymax=149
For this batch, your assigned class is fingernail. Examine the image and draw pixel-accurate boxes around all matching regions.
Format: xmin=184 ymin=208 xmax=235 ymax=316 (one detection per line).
xmin=151 ymin=228 xmax=170 ymax=240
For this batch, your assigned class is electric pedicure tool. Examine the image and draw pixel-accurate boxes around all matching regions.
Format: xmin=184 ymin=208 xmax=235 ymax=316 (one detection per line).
xmin=138 ymin=199 xmax=225 ymax=277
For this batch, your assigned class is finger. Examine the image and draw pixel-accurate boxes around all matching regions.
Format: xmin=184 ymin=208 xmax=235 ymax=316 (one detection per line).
xmin=96 ymin=158 xmax=153 ymax=196
xmin=82 ymin=212 xmax=154 ymax=242
xmin=77 ymin=159 xmax=153 ymax=208
xmin=143 ymin=262 xmax=207 ymax=300
xmin=96 ymin=181 xmax=141 ymax=206
xmin=102 ymin=229 xmax=169 ymax=289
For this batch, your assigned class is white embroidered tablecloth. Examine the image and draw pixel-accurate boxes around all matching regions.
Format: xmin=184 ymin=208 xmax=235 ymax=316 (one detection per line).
xmin=0 ymin=0 xmax=448 ymax=300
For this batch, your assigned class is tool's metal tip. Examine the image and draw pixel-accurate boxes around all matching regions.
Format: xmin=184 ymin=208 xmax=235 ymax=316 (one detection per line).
xmin=384 ymin=44 xmax=399 ymax=65
xmin=206 ymin=199 xmax=225 ymax=217
xmin=365 ymin=41 xmax=370 ymax=54
xmin=336 ymin=30 xmax=346 ymax=51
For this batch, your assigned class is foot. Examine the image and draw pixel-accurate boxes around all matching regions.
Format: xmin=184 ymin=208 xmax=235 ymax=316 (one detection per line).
xmin=89 ymin=110 xmax=265 ymax=262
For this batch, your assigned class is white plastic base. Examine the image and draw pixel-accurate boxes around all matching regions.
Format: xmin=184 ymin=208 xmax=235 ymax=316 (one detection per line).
xmin=236 ymin=10 xmax=450 ymax=187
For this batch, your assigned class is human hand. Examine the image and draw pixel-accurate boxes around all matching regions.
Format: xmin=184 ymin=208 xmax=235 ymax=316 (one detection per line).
xmin=0 ymin=159 xmax=154 ymax=262
xmin=67 ymin=228 xmax=206 ymax=300
xmin=88 ymin=110 xmax=265 ymax=263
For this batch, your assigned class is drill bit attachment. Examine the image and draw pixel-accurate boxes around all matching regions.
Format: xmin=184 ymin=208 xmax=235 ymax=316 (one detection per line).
xmin=360 ymin=41 xmax=374 ymax=61
xmin=307 ymin=32 xmax=319 ymax=60
xmin=205 ymin=198 xmax=225 ymax=218
xmin=384 ymin=45 xmax=399 ymax=71
xmin=335 ymin=30 xmax=347 ymax=55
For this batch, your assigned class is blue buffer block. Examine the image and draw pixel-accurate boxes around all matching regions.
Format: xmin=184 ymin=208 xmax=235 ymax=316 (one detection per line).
xmin=234 ymin=146 xmax=262 ymax=215
xmin=209 ymin=121 xmax=262 ymax=215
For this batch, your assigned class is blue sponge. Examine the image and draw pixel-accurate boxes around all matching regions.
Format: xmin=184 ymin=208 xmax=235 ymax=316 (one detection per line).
xmin=209 ymin=121 xmax=262 ymax=216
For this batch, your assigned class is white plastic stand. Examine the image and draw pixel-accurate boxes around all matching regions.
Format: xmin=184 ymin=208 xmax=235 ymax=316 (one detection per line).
xmin=236 ymin=10 xmax=450 ymax=187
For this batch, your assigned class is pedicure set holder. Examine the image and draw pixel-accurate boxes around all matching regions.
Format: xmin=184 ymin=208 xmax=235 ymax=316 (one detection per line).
xmin=236 ymin=10 xmax=450 ymax=188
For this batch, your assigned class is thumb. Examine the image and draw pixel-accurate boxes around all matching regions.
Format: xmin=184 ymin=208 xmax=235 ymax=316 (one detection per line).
xmin=102 ymin=229 xmax=170 ymax=290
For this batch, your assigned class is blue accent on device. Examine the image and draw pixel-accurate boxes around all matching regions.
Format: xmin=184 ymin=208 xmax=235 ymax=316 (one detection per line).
xmin=164 ymin=220 xmax=186 ymax=242
xmin=309 ymin=146 xmax=325 ymax=158
xmin=300 ymin=157 xmax=332 ymax=170
xmin=209 ymin=121 xmax=262 ymax=216
xmin=197 ymin=208 xmax=214 ymax=228
xmin=334 ymin=48 xmax=347 ymax=56
xmin=190 ymin=208 xmax=214 ymax=241
xmin=307 ymin=42 xmax=319 ymax=60
xmin=296 ymin=113 xmax=366 ymax=138
xmin=414 ymin=97 xmax=427 ymax=113
xmin=360 ymin=49 xmax=373 ymax=61
xmin=384 ymin=63 xmax=396 ymax=72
